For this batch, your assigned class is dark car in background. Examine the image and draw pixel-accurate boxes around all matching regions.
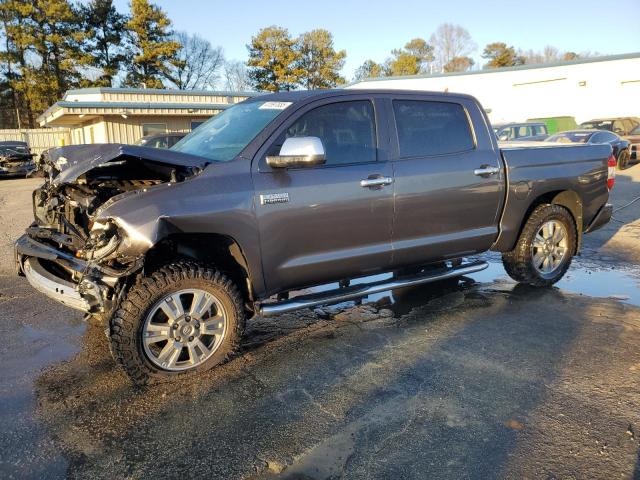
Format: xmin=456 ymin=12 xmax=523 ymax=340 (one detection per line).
xmin=135 ymin=132 xmax=186 ymax=149
xmin=0 ymin=141 xmax=35 ymax=178
xmin=545 ymin=129 xmax=631 ymax=169
xmin=626 ymin=124 xmax=640 ymax=161
xmin=493 ymin=122 xmax=549 ymax=141
xmin=579 ymin=117 xmax=640 ymax=136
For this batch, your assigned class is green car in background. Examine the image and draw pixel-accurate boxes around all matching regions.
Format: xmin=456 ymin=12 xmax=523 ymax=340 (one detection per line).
xmin=527 ymin=116 xmax=578 ymax=134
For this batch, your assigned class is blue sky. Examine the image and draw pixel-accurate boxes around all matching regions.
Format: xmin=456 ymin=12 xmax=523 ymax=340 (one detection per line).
xmin=113 ymin=0 xmax=639 ymax=79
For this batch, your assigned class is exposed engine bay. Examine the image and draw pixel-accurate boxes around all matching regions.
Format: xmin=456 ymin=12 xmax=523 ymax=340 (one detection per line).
xmin=17 ymin=144 xmax=206 ymax=318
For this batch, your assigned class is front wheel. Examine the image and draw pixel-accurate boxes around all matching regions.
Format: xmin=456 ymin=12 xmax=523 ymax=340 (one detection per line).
xmin=502 ymin=204 xmax=576 ymax=287
xmin=110 ymin=262 xmax=245 ymax=385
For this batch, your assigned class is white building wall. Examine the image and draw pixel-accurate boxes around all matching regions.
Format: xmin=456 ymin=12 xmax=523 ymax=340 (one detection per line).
xmin=349 ymin=55 xmax=640 ymax=124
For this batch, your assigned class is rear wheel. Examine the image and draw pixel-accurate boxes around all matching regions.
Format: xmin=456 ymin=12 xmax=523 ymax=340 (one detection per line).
xmin=617 ymin=149 xmax=630 ymax=170
xmin=502 ymin=204 xmax=576 ymax=287
xmin=110 ymin=262 xmax=245 ymax=385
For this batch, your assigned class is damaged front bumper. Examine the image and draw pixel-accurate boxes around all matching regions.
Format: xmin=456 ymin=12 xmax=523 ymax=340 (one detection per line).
xmin=15 ymin=233 xmax=140 ymax=314
xmin=0 ymin=160 xmax=35 ymax=177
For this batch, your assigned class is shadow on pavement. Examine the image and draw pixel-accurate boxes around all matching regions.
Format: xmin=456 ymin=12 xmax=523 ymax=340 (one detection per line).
xmin=30 ymin=277 xmax=640 ymax=479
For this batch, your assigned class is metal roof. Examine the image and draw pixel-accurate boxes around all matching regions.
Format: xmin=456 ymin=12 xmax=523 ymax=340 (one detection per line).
xmin=350 ymin=52 xmax=640 ymax=84
xmin=62 ymin=87 xmax=261 ymax=99
xmin=54 ymin=101 xmax=232 ymax=110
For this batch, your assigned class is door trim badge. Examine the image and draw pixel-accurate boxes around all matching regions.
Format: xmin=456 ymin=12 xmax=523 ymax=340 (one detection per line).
xmin=260 ymin=193 xmax=290 ymax=205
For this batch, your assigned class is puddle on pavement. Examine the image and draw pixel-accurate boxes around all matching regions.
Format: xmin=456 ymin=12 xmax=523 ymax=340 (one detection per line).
xmin=473 ymin=258 xmax=640 ymax=307
xmin=300 ymin=256 xmax=640 ymax=313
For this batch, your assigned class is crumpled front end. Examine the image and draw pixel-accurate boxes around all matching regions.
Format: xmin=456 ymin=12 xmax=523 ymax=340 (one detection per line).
xmin=0 ymin=153 xmax=35 ymax=177
xmin=15 ymin=144 xmax=205 ymax=316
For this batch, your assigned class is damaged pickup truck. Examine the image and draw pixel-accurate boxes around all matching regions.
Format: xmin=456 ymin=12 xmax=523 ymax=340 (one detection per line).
xmin=16 ymin=89 xmax=615 ymax=384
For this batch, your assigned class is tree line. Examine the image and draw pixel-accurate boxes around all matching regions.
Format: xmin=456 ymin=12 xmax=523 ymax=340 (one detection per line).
xmin=0 ymin=0 xmax=595 ymax=129
xmin=0 ymin=0 xmax=235 ymax=128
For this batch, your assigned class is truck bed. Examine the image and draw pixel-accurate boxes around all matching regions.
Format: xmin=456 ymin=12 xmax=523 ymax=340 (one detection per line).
xmin=493 ymin=141 xmax=612 ymax=251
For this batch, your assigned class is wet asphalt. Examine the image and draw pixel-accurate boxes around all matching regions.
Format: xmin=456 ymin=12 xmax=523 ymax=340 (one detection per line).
xmin=0 ymin=168 xmax=639 ymax=479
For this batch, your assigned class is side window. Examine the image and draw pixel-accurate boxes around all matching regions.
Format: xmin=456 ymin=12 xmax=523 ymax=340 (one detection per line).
xmin=516 ymin=126 xmax=531 ymax=138
xmin=533 ymin=125 xmax=546 ymax=135
xmin=150 ymin=137 xmax=168 ymax=148
xmin=590 ymin=133 xmax=603 ymax=143
xmin=143 ymin=123 xmax=167 ymax=137
xmin=393 ymin=100 xmax=474 ymax=157
xmin=274 ymin=100 xmax=377 ymax=166
xmin=612 ymin=120 xmax=624 ymax=134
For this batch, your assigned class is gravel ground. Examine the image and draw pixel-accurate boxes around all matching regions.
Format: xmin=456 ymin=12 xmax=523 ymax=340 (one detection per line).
xmin=0 ymin=166 xmax=639 ymax=479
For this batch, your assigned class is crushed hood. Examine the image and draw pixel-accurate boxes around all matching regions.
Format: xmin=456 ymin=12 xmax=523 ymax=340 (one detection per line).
xmin=45 ymin=144 xmax=210 ymax=186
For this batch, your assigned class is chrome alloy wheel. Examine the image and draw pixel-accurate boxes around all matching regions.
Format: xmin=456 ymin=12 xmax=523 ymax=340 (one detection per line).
xmin=531 ymin=220 xmax=569 ymax=278
xmin=142 ymin=289 xmax=227 ymax=371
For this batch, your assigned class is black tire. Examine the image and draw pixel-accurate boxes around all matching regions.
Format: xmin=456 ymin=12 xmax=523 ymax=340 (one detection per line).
xmin=617 ymin=149 xmax=630 ymax=170
xmin=501 ymin=204 xmax=576 ymax=287
xmin=110 ymin=262 xmax=245 ymax=386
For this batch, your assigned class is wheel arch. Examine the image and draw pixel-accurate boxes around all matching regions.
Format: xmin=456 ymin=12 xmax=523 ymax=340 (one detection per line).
xmin=497 ymin=189 xmax=583 ymax=253
xmin=143 ymin=232 xmax=256 ymax=313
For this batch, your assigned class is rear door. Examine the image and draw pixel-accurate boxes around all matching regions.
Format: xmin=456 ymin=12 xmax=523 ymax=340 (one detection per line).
xmin=252 ymin=96 xmax=394 ymax=294
xmin=387 ymin=95 xmax=505 ymax=267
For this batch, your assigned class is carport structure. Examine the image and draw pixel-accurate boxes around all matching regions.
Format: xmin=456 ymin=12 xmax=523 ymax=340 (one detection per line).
xmin=37 ymin=87 xmax=258 ymax=146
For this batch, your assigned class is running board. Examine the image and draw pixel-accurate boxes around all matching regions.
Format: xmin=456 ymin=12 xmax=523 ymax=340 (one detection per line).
xmin=258 ymin=260 xmax=489 ymax=317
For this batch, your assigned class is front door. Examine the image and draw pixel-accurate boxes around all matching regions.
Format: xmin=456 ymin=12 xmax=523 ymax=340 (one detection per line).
xmin=388 ymin=96 xmax=504 ymax=267
xmin=252 ymin=98 xmax=394 ymax=295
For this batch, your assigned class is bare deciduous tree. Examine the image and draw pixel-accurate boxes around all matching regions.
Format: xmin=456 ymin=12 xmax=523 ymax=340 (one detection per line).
xmin=224 ymin=60 xmax=251 ymax=92
xmin=166 ymin=31 xmax=224 ymax=90
xmin=429 ymin=23 xmax=476 ymax=72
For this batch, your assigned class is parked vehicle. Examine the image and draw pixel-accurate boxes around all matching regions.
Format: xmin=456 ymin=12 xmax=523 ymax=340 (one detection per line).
xmin=0 ymin=141 xmax=35 ymax=178
xmin=527 ymin=116 xmax=577 ymax=134
xmin=626 ymin=124 xmax=640 ymax=161
xmin=579 ymin=117 xmax=640 ymax=136
xmin=15 ymin=90 xmax=615 ymax=384
xmin=493 ymin=122 xmax=549 ymax=141
xmin=135 ymin=132 xmax=186 ymax=149
xmin=545 ymin=129 xmax=631 ymax=169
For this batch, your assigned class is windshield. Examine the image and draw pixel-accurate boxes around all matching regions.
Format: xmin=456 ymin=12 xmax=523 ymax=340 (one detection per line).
xmin=0 ymin=146 xmax=28 ymax=155
xmin=171 ymin=100 xmax=289 ymax=161
xmin=545 ymin=132 xmax=593 ymax=143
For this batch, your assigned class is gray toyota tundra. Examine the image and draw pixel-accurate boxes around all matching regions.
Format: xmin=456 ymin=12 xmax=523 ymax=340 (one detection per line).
xmin=15 ymin=89 xmax=615 ymax=384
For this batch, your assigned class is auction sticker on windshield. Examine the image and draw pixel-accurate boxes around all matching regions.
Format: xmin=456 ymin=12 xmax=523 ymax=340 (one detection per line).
xmin=259 ymin=101 xmax=292 ymax=110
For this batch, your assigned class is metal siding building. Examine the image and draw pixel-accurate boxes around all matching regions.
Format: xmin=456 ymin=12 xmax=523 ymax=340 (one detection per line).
xmin=37 ymin=88 xmax=259 ymax=146
xmin=349 ymin=53 xmax=640 ymax=125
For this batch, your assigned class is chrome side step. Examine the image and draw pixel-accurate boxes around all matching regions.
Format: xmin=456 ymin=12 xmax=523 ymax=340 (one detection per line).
xmin=258 ymin=260 xmax=488 ymax=317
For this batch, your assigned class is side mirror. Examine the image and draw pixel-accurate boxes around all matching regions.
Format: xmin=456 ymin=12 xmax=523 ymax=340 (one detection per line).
xmin=266 ymin=136 xmax=326 ymax=168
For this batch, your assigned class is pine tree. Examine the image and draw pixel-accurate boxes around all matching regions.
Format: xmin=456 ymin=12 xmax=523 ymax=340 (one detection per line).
xmin=124 ymin=0 xmax=180 ymax=88
xmin=0 ymin=0 xmax=87 ymax=126
xmin=295 ymin=29 xmax=346 ymax=90
xmin=247 ymin=26 xmax=301 ymax=92
xmin=482 ymin=42 xmax=525 ymax=68
xmin=81 ymin=0 xmax=128 ymax=87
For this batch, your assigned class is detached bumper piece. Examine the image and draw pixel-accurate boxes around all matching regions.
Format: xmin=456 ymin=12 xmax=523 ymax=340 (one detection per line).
xmin=23 ymin=257 xmax=91 ymax=312
xmin=15 ymin=233 xmax=107 ymax=313
xmin=585 ymin=203 xmax=613 ymax=234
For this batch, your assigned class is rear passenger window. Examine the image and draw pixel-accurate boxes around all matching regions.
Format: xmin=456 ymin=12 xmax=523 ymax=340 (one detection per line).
xmin=279 ymin=101 xmax=377 ymax=165
xmin=393 ymin=100 xmax=474 ymax=157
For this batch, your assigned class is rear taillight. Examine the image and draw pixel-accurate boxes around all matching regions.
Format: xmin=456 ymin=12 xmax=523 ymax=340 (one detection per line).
xmin=607 ymin=154 xmax=616 ymax=190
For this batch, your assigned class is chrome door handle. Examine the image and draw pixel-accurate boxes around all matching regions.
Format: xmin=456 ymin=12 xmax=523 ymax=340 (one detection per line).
xmin=360 ymin=176 xmax=393 ymax=188
xmin=474 ymin=166 xmax=500 ymax=176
